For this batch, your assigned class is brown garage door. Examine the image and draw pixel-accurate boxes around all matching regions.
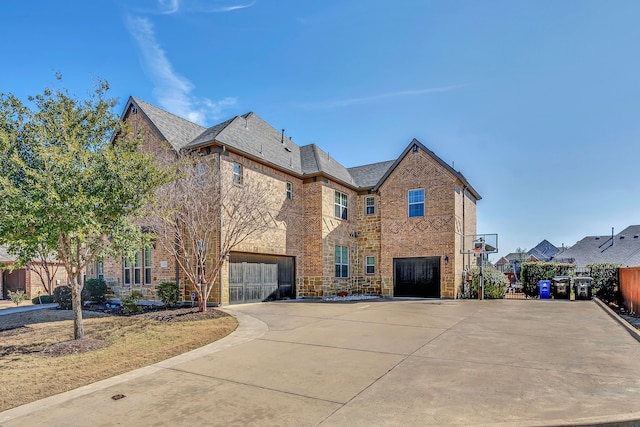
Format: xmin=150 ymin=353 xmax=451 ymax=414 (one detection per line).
xmin=394 ymin=257 xmax=441 ymax=298
xmin=3 ymin=269 xmax=26 ymax=299
xmin=229 ymin=253 xmax=295 ymax=304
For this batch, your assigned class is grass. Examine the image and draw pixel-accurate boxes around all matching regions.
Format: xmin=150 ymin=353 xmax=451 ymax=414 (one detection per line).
xmin=0 ymin=308 xmax=238 ymax=412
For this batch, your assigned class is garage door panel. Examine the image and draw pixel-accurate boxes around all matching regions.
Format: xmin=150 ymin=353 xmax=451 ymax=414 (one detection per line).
xmin=229 ymin=254 xmax=294 ymax=304
xmin=394 ymin=257 xmax=440 ymax=298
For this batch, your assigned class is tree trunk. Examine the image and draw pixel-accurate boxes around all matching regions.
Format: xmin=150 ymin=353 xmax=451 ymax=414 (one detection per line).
xmin=198 ymin=296 xmax=207 ymax=312
xmin=71 ymin=273 xmax=85 ymax=340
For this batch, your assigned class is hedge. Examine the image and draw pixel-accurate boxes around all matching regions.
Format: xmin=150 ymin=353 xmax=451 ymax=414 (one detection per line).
xmin=586 ymin=263 xmax=619 ymax=302
xmin=520 ymin=262 xmax=576 ymax=297
xmin=469 ymin=267 xmax=510 ymax=299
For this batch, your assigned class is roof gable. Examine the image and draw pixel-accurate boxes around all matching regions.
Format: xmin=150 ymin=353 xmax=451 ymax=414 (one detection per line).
xmin=126 ymin=97 xmax=206 ymax=151
xmin=528 ymin=239 xmax=559 ymax=260
xmin=186 ymin=112 xmax=304 ymax=175
xmin=371 ymin=138 xmax=481 ymax=199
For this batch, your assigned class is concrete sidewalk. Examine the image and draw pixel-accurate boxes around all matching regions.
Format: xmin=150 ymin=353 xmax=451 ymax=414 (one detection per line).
xmin=2 ymin=299 xmax=640 ymax=426
xmin=0 ymin=300 xmax=58 ymax=315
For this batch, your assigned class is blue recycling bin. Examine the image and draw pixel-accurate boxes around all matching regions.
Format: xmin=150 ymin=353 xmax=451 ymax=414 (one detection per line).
xmin=539 ymin=280 xmax=551 ymax=299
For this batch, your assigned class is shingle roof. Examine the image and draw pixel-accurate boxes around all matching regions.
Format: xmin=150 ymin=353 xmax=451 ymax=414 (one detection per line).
xmin=495 ymin=257 xmax=509 ymax=266
xmin=0 ymin=245 xmax=16 ymax=263
xmin=129 ymin=98 xmax=481 ymax=194
xmin=128 ymin=97 xmax=206 ymax=151
xmin=528 ymin=239 xmax=559 ymax=261
xmin=299 ymin=144 xmax=357 ymax=186
xmin=186 ymin=112 xmax=304 ymax=175
xmin=552 ymin=225 xmax=640 ymax=268
xmin=348 ymin=160 xmax=395 ymax=189
xmin=505 ymin=252 xmax=530 ymax=262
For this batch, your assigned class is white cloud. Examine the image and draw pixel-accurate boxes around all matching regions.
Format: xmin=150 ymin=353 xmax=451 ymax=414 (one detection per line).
xmin=190 ymin=1 xmax=256 ymax=13
xmin=157 ymin=0 xmax=180 ymax=14
xmin=298 ymin=84 xmax=470 ymax=109
xmin=126 ymin=16 xmax=236 ymax=125
xmin=145 ymin=0 xmax=256 ymax=14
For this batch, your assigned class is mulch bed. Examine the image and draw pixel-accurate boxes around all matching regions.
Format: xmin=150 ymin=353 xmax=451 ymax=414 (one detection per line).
xmin=606 ymin=301 xmax=640 ymax=330
xmin=41 ymin=338 xmax=110 ymax=357
xmin=84 ymin=304 xmax=230 ymax=322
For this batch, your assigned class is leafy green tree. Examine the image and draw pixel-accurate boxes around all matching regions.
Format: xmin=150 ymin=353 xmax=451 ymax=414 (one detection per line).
xmin=0 ymin=78 xmax=165 ymax=339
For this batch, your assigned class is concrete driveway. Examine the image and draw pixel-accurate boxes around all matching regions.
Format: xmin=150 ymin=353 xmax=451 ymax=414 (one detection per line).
xmin=2 ymin=299 xmax=640 ymax=426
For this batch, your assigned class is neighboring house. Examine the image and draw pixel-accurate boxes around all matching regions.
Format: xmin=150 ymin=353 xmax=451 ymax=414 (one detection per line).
xmin=95 ymin=97 xmax=482 ymax=304
xmin=0 ymin=245 xmax=68 ymax=299
xmin=503 ymin=252 xmax=536 ymax=280
xmin=527 ymin=239 xmax=559 ymax=262
xmin=552 ymin=225 xmax=640 ymax=269
xmin=494 ymin=256 xmax=510 ymax=273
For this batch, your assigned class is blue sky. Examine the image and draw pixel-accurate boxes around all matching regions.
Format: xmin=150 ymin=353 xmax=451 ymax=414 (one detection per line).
xmin=2 ymin=0 xmax=639 ymax=258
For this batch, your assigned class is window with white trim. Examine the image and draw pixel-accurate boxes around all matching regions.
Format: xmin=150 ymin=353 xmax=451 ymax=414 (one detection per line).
xmin=123 ymin=258 xmax=131 ymax=285
xmin=408 ymin=188 xmax=425 ymax=217
xmin=123 ymin=248 xmax=153 ymax=286
xmin=134 ymin=251 xmax=142 ymax=285
xmin=144 ymin=247 xmax=152 ymax=285
xmin=335 ymin=191 xmax=348 ymax=220
xmin=365 ymin=196 xmax=375 ymax=215
xmin=286 ymin=182 xmax=292 ymax=200
xmin=365 ymin=256 xmax=375 ymax=275
xmin=335 ymin=245 xmax=349 ymax=278
xmin=232 ymin=163 xmax=243 ymax=185
xmin=97 ymin=261 xmax=104 ymax=280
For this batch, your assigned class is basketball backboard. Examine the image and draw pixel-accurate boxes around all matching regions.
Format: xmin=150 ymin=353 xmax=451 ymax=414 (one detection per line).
xmin=461 ymin=233 xmax=498 ymax=254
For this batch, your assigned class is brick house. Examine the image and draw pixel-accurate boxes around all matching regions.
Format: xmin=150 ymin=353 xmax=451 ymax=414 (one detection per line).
xmin=1 ymin=245 xmax=69 ymax=299
xmin=94 ymin=97 xmax=481 ymax=304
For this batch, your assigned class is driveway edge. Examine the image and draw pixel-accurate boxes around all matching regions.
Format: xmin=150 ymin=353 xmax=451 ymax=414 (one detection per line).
xmin=594 ymin=297 xmax=640 ymax=344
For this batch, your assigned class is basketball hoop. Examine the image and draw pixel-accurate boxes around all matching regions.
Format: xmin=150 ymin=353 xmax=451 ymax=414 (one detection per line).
xmin=474 ymin=247 xmax=483 ymax=255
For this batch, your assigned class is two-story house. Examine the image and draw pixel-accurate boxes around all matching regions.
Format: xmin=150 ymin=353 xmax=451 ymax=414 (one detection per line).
xmin=94 ymin=97 xmax=481 ymax=304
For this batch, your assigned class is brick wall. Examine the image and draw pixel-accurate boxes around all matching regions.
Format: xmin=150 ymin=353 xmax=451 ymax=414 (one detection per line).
xmin=454 ymin=184 xmax=478 ymax=296
xmin=96 ymin=243 xmax=178 ymax=301
xmin=26 ymin=262 xmax=69 ymax=298
xmin=378 ymin=147 xmax=464 ymax=298
xmin=216 ymin=152 xmax=305 ymax=304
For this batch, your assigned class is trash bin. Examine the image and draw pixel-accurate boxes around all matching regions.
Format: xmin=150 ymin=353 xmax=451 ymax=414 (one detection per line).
xmin=551 ymin=276 xmax=571 ymax=299
xmin=573 ymin=277 xmax=593 ymax=300
xmin=539 ymin=280 xmax=551 ymax=299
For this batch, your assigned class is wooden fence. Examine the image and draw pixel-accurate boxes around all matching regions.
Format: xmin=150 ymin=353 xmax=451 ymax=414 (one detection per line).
xmin=619 ymin=267 xmax=640 ymax=315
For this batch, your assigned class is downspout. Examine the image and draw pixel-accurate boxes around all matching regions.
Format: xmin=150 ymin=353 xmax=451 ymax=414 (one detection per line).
xmin=218 ymin=148 xmax=224 ymax=306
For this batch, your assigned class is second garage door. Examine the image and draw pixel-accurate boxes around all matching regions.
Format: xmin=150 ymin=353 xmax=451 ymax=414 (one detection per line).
xmin=394 ymin=257 xmax=441 ymax=298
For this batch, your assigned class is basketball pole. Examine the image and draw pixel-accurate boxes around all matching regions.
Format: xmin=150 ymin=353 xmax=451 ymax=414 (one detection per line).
xmin=479 ymin=252 xmax=484 ymax=301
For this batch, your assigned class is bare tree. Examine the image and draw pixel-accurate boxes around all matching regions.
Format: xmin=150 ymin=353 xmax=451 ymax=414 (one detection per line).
xmin=26 ymin=244 xmax=62 ymax=296
xmin=151 ymin=151 xmax=273 ymax=311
